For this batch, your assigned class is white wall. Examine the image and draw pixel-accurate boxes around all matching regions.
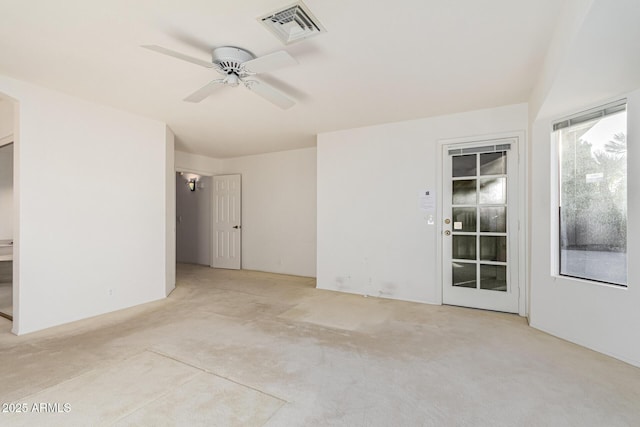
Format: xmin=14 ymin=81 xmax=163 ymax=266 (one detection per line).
xmin=317 ymin=104 xmax=528 ymax=303
xmin=176 ymin=173 xmax=211 ymax=266
xmin=528 ymin=0 xmax=593 ymax=122
xmin=221 ymin=148 xmax=317 ymax=277
xmin=175 ymin=150 xmax=222 ymax=175
xmin=530 ymin=90 xmax=640 ymax=368
xmin=528 ymin=0 xmax=640 ymax=367
xmin=0 ymin=144 xmax=12 ymax=240
xmin=0 ymin=74 xmax=173 ymax=335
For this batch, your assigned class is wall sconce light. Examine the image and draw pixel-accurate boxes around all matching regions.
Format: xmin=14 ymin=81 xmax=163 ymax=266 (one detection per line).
xmin=188 ymin=179 xmax=196 ymax=191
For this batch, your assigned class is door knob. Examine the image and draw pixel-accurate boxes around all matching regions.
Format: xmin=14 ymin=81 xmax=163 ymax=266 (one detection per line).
xmin=444 ymin=230 xmax=451 ymax=236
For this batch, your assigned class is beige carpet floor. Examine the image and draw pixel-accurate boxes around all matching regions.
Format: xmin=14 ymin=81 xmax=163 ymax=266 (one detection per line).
xmin=0 ymin=263 xmax=639 ymax=426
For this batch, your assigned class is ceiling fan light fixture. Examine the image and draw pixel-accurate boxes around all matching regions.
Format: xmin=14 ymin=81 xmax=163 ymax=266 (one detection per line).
xmin=224 ymin=74 xmax=240 ymax=87
xmin=259 ymin=1 xmax=326 ymax=45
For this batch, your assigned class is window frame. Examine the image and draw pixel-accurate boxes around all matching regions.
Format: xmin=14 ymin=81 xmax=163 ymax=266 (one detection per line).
xmin=552 ymin=99 xmax=628 ymax=288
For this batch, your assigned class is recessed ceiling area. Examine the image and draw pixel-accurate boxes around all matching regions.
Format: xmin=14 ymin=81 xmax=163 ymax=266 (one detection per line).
xmin=0 ymin=0 xmax=565 ymax=158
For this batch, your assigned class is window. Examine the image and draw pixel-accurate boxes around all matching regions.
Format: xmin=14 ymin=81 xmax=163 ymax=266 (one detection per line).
xmin=554 ymin=101 xmax=627 ymax=286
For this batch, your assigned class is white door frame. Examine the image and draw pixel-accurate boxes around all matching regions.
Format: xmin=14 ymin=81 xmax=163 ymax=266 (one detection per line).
xmin=436 ymin=131 xmax=528 ymax=316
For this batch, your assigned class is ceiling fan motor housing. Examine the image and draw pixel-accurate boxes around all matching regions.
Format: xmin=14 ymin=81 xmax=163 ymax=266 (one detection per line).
xmin=212 ymin=47 xmax=254 ymax=75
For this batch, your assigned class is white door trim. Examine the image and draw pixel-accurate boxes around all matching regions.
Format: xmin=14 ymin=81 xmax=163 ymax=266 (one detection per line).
xmin=437 ymin=131 xmax=527 ymax=316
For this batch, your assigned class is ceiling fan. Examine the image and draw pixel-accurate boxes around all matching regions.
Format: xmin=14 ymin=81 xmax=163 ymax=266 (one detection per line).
xmin=142 ymin=45 xmax=298 ymax=109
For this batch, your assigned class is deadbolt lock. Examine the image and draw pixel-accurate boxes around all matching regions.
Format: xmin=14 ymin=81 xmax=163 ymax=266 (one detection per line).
xmin=444 ymin=219 xmax=451 ymax=224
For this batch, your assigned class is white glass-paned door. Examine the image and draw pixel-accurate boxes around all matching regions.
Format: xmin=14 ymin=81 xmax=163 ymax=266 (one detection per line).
xmin=442 ymin=140 xmax=519 ymax=313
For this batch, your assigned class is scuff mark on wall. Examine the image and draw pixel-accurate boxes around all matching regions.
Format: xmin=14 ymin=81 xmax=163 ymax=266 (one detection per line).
xmin=334 ymin=275 xmax=353 ymax=291
xmin=378 ymin=282 xmax=397 ymax=298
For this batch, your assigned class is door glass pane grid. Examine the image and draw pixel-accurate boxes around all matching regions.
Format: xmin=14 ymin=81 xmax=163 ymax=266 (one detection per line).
xmin=480 ymin=152 xmax=507 ymax=175
xmin=451 ymin=152 xmax=508 ymax=292
xmin=452 ymin=154 xmax=477 ymax=177
xmin=480 ymin=206 xmax=507 ymax=232
xmin=452 ymin=153 xmax=479 ymax=289
xmin=480 ymin=264 xmax=507 ymax=291
xmin=479 ymin=151 xmax=507 ymax=292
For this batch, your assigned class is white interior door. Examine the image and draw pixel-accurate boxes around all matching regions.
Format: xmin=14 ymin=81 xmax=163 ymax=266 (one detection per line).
xmin=212 ymin=174 xmax=241 ymax=270
xmin=442 ymin=139 xmax=520 ymax=313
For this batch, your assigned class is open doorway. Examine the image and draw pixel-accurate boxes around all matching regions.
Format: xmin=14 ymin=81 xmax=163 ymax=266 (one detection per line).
xmin=176 ymin=172 xmax=212 ymax=266
xmin=0 ymin=96 xmax=14 ymax=321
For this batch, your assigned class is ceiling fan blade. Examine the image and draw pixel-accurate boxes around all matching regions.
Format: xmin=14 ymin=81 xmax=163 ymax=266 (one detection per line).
xmin=246 ymin=80 xmax=295 ymax=109
xmin=243 ymin=51 xmax=298 ymax=74
xmin=183 ymin=79 xmax=225 ymax=103
xmin=142 ymin=45 xmax=216 ymax=69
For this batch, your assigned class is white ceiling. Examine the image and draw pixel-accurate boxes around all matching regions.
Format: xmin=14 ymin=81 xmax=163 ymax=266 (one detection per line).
xmin=539 ymin=0 xmax=640 ymax=120
xmin=0 ymin=0 xmax=565 ymax=158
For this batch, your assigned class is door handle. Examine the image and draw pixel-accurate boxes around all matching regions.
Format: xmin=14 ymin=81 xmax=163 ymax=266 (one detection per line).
xmin=233 ymin=225 xmax=241 ymax=229
xmin=444 ymin=230 xmax=451 ymax=236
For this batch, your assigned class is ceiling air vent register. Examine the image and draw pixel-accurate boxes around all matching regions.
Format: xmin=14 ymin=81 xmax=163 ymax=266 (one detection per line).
xmin=259 ymin=2 xmax=326 ymax=45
